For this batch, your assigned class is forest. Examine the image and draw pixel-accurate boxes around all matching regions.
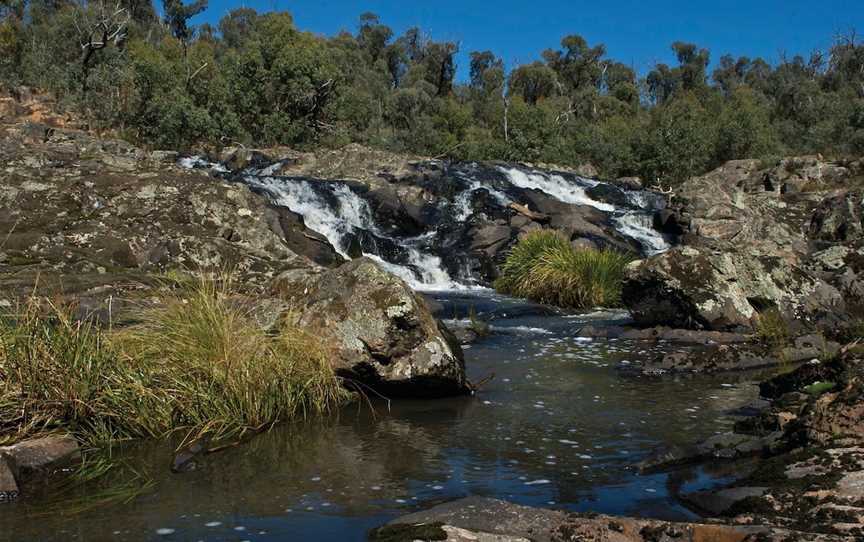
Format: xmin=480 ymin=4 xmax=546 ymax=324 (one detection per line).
xmin=2 ymin=0 xmax=864 ymax=184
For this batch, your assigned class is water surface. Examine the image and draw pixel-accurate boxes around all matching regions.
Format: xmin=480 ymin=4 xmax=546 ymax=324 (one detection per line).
xmin=1 ymin=293 xmax=765 ymax=542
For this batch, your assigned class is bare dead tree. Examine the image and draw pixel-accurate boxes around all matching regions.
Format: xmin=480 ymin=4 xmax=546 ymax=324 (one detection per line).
xmin=74 ymin=0 xmax=130 ymax=92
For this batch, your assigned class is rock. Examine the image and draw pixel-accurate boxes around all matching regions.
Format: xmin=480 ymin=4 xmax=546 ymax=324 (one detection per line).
xmin=616 ymin=176 xmax=643 ymax=190
xmin=0 ymin=435 xmax=80 ymax=479
xmin=622 ymin=245 xmax=843 ymax=332
xmin=683 ymin=486 xmax=769 ymax=516
xmin=273 ymin=258 xmax=468 ymax=397
xmin=0 ymin=456 xmax=18 ymax=503
xmin=573 ymin=163 xmax=600 ymax=178
xmin=809 ymin=191 xmax=864 ymax=243
xmin=381 ymin=497 xmax=813 ymax=542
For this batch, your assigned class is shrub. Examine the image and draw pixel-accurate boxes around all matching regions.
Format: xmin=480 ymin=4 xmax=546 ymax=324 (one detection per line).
xmin=494 ymin=230 xmax=633 ymax=309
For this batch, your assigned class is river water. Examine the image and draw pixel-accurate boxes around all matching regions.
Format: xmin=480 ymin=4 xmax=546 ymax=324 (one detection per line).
xmin=0 ymin=292 xmax=765 ymax=542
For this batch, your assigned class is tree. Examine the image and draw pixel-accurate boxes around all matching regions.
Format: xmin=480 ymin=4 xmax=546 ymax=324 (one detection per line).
xmin=543 ymin=35 xmax=606 ymax=94
xmin=469 ymin=50 xmax=503 ymax=93
xmin=218 ymin=7 xmax=258 ymax=49
xmin=509 ymin=62 xmax=557 ymax=105
xmin=714 ymin=87 xmax=778 ymax=162
xmin=162 ymin=0 xmax=207 ymax=82
xmin=74 ymin=0 xmax=131 ymax=91
xmin=357 ymin=12 xmax=392 ymax=63
xmin=640 ymin=93 xmax=716 ymax=185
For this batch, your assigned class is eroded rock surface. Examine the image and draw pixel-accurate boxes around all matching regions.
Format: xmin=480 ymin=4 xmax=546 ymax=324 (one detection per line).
xmin=623 ymin=158 xmax=864 ymax=333
xmin=380 ymin=496 xmax=843 ymax=542
xmin=273 ymin=258 xmax=468 ymax=397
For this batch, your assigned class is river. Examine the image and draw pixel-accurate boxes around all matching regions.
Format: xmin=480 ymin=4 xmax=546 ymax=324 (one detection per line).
xmin=1 ymin=291 xmax=767 ymax=542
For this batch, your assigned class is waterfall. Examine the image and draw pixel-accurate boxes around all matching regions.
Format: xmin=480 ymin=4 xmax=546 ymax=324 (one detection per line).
xmin=241 ymin=175 xmax=470 ymax=291
xmin=497 ymin=166 xmax=670 ymax=255
xmin=498 ymin=167 xmax=615 ymax=212
xmin=180 ymin=156 xmax=672 ymax=290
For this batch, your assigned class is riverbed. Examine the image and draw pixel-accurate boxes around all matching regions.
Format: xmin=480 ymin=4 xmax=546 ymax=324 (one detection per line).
xmin=0 ymin=292 xmax=767 ymax=542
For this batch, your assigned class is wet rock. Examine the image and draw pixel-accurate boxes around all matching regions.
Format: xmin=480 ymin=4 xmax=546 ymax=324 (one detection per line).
xmin=634 ymin=343 xmax=776 ymax=374
xmin=273 ymin=258 xmax=468 ymax=397
xmin=0 ymin=435 xmax=80 ymax=479
xmin=682 ymin=487 xmax=768 ymax=516
xmin=269 ymin=206 xmax=344 ymax=268
xmin=0 ymin=456 xmax=18 ymax=503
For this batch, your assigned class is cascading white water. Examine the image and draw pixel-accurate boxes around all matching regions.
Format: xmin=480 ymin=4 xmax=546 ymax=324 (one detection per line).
xmin=242 ymin=175 xmax=469 ymax=291
xmin=180 ymin=156 xmax=671 ymax=290
xmin=498 ymin=167 xmax=615 ymax=212
xmin=451 ymin=177 xmax=513 ymax=221
xmin=498 ymin=167 xmax=670 ymax=254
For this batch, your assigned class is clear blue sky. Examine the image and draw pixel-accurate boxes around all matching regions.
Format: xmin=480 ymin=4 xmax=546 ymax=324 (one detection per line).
xmin=196 ymin=0 xmax=864 ymax=81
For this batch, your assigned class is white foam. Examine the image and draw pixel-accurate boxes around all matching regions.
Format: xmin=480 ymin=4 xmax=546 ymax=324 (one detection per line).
xmin=498 ymin=167 xmax=615 ymax=212
xmin=242 ymin=176 xmax=469 ymax=291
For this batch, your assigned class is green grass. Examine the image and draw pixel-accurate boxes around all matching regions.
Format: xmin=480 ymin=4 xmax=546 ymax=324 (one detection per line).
xmin=493 ymin=230 xmax=633 ymax=309
xmin=0 ymin=275 xmax=349 ymax=449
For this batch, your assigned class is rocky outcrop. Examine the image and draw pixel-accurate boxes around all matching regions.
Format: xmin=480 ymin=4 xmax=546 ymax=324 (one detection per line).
xmin=272 ymin=258 xmax=468 ymax=397
xmin=623 ymin=158 xmax=863 ymax=333
xmin=377 ymin=496 xmax=843 ymax=542
xmin=649 ymin=347 xmax=864 ymax=538
xmin=0 ymin=112 xmax=467 ymax=396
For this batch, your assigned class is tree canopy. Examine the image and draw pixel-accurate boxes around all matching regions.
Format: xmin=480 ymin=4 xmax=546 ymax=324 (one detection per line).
xmin=2 ymin=1 xmax=864 ymax=184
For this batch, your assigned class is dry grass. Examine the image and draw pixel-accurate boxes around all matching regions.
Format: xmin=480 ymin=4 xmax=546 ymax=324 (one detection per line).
xmin=0 ymin=274 xmax=349 ymax=448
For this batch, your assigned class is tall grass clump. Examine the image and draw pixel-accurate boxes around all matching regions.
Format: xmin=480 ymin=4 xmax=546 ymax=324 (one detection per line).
xmin=0 ymin=275 xmax=348 ymax=448
xmin=0 ymin=299 xmax=122 ymax=445
xmin=494 ymin=230 xmax=633 ymax=309
xmin=755 ymin=307 xmax=790 ymax=350
xmin=117 ymin=275 xmax=348 ymax=444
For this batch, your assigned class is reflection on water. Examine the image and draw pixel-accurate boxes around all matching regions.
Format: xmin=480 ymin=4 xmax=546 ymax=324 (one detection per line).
xmin=0 ymin=293 xmax=766 ymax=542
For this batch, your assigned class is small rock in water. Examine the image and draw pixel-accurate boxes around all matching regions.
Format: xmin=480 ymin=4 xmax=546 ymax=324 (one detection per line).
xmin=204 ymin=522 xmax=221 ymax=528
xmin=155 ymin=529 xmax=176 ymax=536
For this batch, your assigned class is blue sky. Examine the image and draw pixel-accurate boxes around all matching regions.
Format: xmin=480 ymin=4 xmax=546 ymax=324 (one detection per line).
xmin=196 ymin=0 xmax=864 ymax=81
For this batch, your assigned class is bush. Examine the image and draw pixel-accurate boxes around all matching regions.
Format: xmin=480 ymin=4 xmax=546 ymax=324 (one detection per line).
xmin=0 ymin=275 xmax=348 ymax=447
xmin=494 ymin=231 xmax=633 ymax=309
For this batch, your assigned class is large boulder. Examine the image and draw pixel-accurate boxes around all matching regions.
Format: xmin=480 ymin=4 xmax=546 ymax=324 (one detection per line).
xmin=622 ymin=157 xmax=858 ymax=332
xmin=273 ymin=258 xmax=468 ymax=397
xmin=622 ymin=245 xmax=843 ymax=331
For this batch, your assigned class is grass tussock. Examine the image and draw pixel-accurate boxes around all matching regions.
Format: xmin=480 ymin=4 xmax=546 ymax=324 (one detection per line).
xmin=756 ymin=308 xmax=790 ymax=349
xmin=494 ymin=230 xmax=633 ymax=309
xmin=0 ymin=275 xmax=348 ymax=448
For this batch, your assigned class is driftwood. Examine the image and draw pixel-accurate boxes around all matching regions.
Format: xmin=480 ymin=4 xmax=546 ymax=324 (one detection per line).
xmin=509 ymin=202 xmax=549 ymax=223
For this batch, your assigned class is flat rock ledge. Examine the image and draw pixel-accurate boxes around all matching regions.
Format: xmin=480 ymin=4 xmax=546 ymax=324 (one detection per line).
xmin=373 ymin=497 xmax=845 ymax=541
